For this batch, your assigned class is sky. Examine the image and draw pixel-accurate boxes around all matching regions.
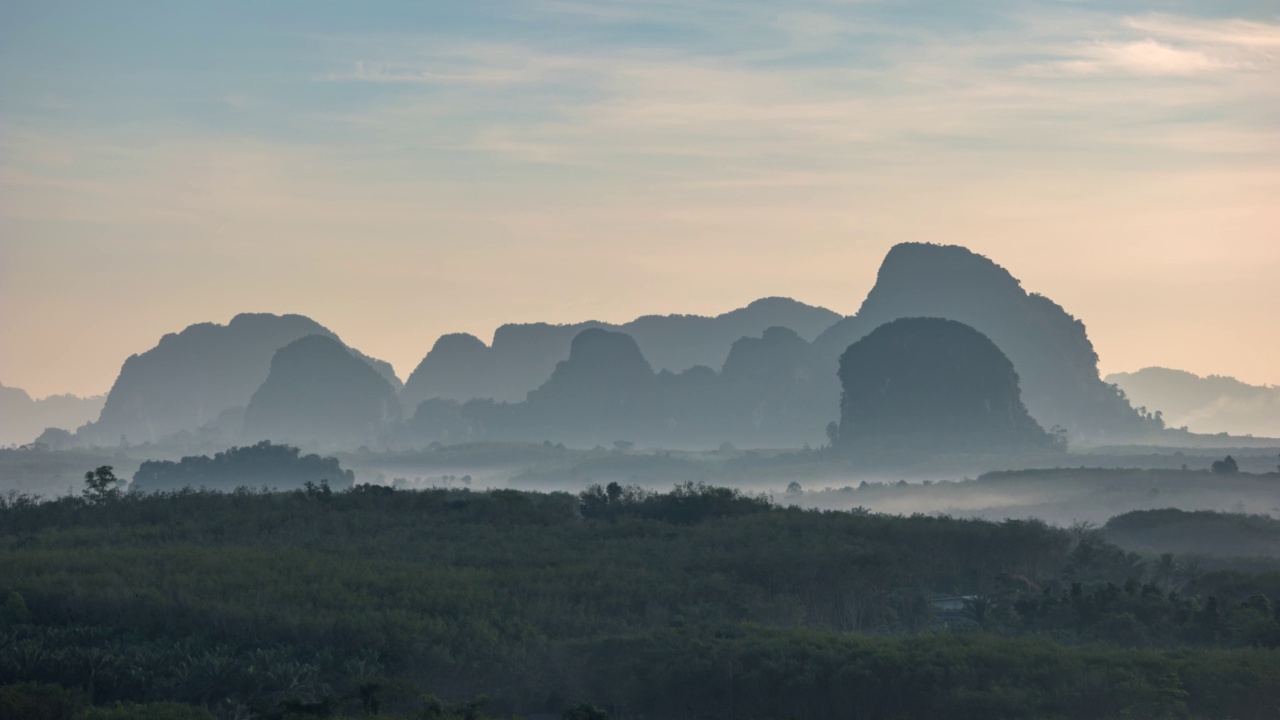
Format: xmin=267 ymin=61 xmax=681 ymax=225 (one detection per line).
xmin=1 ymin=0 xmax=1277 ymax=399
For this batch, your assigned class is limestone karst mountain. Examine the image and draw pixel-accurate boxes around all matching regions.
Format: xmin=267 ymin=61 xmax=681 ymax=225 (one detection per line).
xmin=403 ymin=244 xmax=1153 ymax=447
xmin=1106 ymin=367 xmax=1280 ymax=437
xmin=715 ymin=326 xmax=824 ymax=445
xmin=77 ymin=313 xmax=400 ymax=446
xmin=56 ymin=244 xmax=1156 ymax=452
xmin=835 ymin=317 xmax=1053 ymax=454
xmin=814 ymin=243 xmax=1151 ymax=440
xmin=0 ymin=383 xmax=104 ymax=446
xmin=403 ymin=326 xmax=827 ymax=448
xmin=399 ymin=297 xmax=841 ymax=410
xmin=519 ymin=328 xmax=660 ymax=444
xmin=242 ymin=335 xmax=401 ymax=449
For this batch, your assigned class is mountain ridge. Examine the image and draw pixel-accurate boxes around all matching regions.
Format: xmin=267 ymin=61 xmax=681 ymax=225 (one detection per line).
xmin=77 ymin=313 xmax=401 ymax=446
xmin=400 ymin=296 xmax=842 ymax=409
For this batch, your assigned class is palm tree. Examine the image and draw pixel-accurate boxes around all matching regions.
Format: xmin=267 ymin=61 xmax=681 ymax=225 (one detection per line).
xmin=1153 ymin=553 xmax=1178 ymax=589
xmin=1175 ymin=559 xmax=1203 ymax=590
xmin=960 ymin=595 xmax=1001 ymax=630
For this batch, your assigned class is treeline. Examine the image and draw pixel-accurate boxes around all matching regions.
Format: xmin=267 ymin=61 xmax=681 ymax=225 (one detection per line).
xmin=2 ymin=484 xmax=1280 ymax=718
xmin=1103 ymin=508 xmax=1280 ymax=557
xmin=130 ymin=441 xmax=354 ymax=493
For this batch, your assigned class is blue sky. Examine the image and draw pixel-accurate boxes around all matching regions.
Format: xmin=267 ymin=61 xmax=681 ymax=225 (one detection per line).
xmin=2 ymin=0 xmax=1277 ymax=397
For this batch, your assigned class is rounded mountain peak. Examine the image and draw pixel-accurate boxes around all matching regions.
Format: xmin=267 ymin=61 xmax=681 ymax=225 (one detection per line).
xmin=837 ymin=317 xmax=1050 ymax=454
xmin=567 ymin=328 xmax=652 ymax=373
xmin=243 ymin=334 xmax=400 ymax=449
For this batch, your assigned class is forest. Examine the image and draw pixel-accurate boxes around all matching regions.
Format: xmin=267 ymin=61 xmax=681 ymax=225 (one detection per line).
xmin=2 ymin=480 xmax=1280 ymax=719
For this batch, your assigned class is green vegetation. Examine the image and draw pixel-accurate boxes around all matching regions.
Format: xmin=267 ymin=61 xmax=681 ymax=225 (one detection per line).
xmin=1103 ymin=509 xmax=1280 ymax=557
xmin=81 ymin=466 xmax=123 ymax=504
xmin=2 ymin=482 xmax=1279 ymax=719
xmin=130 ymin=441 xmax=354 ymax=493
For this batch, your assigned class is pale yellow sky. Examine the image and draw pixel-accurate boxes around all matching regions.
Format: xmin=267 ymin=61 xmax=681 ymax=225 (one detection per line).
xmin=1 ymin=3 xmax=1277 ymax=398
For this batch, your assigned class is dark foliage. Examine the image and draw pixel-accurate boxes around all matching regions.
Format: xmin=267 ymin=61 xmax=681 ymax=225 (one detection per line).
xmin=2 ymin=485 xmax=1279 ymax=718
xmin=129 ymin=441 xmax=354 ymax=493
xmin=1211 ymin=455 xmax=1240 ymax=474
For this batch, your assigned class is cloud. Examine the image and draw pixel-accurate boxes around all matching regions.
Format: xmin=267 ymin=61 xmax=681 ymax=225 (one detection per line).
xmin=1048 ymin=39 xmax=1236 ymax=76
xmin=1028 ymin=13 xmax=1280 ymax=77
xmin=1124 ymin=14 xmax=1280 ymax=49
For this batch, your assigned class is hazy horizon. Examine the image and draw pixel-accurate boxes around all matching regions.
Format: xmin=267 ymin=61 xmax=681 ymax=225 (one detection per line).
xmin=3 ymin=1 xmax=1278 ymax=399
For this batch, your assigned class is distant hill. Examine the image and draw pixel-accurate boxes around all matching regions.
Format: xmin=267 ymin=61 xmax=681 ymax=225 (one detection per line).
xmin=814 ymin=243 xmax=1152 ymax=441
xmin=400 ymin=297 xmax=841 ymax=409
xmin=404 ymin=321 xmax=851 ymax=449
xmin=716 ymin=326 xmax=826 ymax=445
xmin=402 ymin=244 xmax=1154 ymax=449
xmin=77 ymin=313 xmax=400 ymax=446
xmin=1106 ymin=367 xmax=1280 ymax=438
xmin=1103 ymin=508 xmax=1280 ymax=558
xmin=835 ymin=318 xmax=1053 ymax=455
xmin=243 ymin=335 xmax=401 ymax=449
xmin=0 ymin=383 xmax=104 ymax=446
xmin=519 ymin=329 xmax=661 ymax=445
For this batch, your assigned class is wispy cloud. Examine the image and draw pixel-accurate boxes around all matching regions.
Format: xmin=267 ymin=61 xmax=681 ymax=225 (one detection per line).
xmin=1047 ymin=39 xmax=1238 ymax=76
xmin=1124 ymin=14 xmax=1280 ymax=49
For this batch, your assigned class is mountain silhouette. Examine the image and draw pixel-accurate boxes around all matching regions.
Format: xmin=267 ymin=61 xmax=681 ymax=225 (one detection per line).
xmin=1106 ymin=367 xmax=1280 ymax=437
xmin=715 ymin=326 xmax=824 ymax=444
xmin=400 ymin=297 xmax=840 ymax=410
xmin=77 ymin=313 xmax=400 ymax=446
xmin=0 ymin=383 xmax=105 ymax=446
xmin=243 ymin=335 xmax=401 ymax=449
xmin=815 ymin=243 xmax=1150 ymax=440
xmin=404 ymin=326 xmax=824 ymax=448
xmin=518 ymin=328 xmax=660 ymax=445
xmin=836 ymin=318 xmax=1052 ymax=454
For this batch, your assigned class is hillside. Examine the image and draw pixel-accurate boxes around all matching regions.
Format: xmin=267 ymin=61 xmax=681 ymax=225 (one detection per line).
xmin=815 ymin=243 xmax=1152 ymax=441
xmin=0 ymin=383 xmax=105 ymax=446
xmin=835 ymin=318 xmax=1053 ymax=454
xmin=77 ymin=313 xmax=400 ymax=446
xmin=400 ymin=297 xmax=841 ymax=409
xmin=1107 ymin=367 xmax=1280 ymax=437
xmin=243 ymin=335 xmax=401 ymax=449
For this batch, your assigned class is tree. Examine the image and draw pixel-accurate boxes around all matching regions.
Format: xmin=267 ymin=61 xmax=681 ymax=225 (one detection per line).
xmin=1153 ymin=553 xmax=1178 ymax=589
xmin=1049 ymin=425 xmax=1069 ymax=452
xmin=825 ymin=421 xmax=840 ymax=447
xmin=563 ymin=704 xmax=610 ymax=720
xmin=1211 ymin=455 xmax=1239 ymax=474
xmin=1 ymin=590 xmax=30 ymax=625
xmin=960 ymin=595 xmax=1002 ymax=629
xmin=83 ymin=466 xmax=123 ymax=503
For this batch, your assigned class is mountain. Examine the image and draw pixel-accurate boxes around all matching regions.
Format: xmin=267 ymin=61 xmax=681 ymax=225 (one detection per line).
xmin=715 ymin=326 xmax=825 ymax=445
xmin=519 ymin=328 xmax=660 ymax=445
xmin=814 ymin=243 xmax=1150 ymax=440
xmin=77 ymin=313 xmax=401 ymax=446
xmin=0 ymin=383 xmax=105 ymax=446
xmin=403 ymin=326 xmax=828 ymax=449
xmin=835 ymin=318 xmax=1053 ymax=454
xmin=1106 ymin=367 xmax=1280 ymax=437
xmin=400 ymin=243 xmax=1148 ymax=449
xmin=400 ymin=297 xmax=841 ymax=410
xmin=242 ymin=335 xmax=401 ymax=449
